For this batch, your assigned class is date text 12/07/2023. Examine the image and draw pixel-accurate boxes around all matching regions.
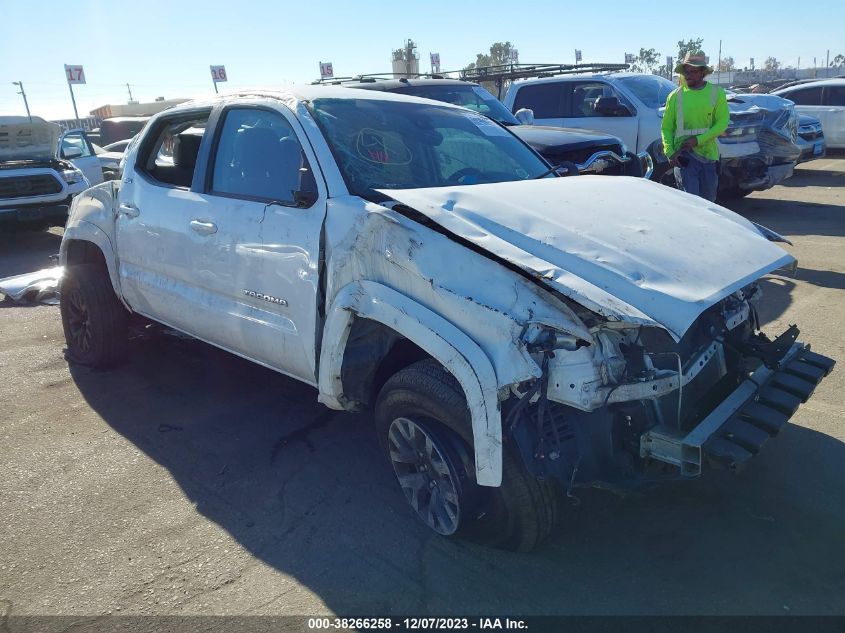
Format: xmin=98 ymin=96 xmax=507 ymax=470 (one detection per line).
xmin=307 ymin=617 xmax=529 ymax=630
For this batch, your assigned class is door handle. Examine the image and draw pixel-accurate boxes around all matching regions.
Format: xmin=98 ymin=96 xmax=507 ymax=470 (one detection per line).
xmin=118 ymin=203 xmax=140 ymax=218
xmin=190 ymin=219 xmax=218 ymax=235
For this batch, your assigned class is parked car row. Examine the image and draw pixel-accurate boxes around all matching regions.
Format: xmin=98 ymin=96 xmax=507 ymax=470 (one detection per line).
xmin=59 ymin=85 xmax=834 ymax=550
xmin=497 ymin=69 xmax=812 ymax=196
xmin=4 ymin=72 xmax=839 ymax=230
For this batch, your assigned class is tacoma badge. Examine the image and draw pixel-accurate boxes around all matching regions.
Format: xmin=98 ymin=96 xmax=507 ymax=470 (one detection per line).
xmin=243 ymin=290 xmax=287 ymax=306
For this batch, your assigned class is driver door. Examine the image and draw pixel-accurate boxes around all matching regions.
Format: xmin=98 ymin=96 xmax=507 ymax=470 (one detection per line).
xmin=60 ymin=130 xmax=103 ymax=185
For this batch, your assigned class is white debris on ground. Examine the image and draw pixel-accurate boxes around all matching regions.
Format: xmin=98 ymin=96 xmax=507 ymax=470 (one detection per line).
xmin=0 ymin=266 xmax=63 ymax=305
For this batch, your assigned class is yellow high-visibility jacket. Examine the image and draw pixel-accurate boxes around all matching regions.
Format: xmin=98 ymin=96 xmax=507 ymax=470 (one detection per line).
xmin=661 ymin=81 xmax=729 ymax=161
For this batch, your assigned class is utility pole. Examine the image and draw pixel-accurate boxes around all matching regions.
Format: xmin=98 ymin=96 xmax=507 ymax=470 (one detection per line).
xmin=717 ymin=40 xmax=722 ymax=85
xmin=12 ymin=81 xmax=32 ymax=122
xmin=126 ymin=83 xmax=134 ymax=101
xmin=67 ymin=83 xmax=81 ymax=127
xmin=826 ymin=50 xmax=830 ymax=77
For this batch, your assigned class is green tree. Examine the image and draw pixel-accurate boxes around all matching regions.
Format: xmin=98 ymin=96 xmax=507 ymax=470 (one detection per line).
xmin=631 ymin=48 xmax=661 ymax=74
xmin=831 ymin=54 xmax=845 ymax=68
xmin=718 ymin=56 xmax=735 ymax=72
xmin=676 ymin=38 xmax=705 ymax=60
xmin=764 ymin=56 xmax=781 ymax=70
xmin=464 ymin=41 xmax=517 ymax=94
xmin=464 ymin=41 xmax=517 ymax=71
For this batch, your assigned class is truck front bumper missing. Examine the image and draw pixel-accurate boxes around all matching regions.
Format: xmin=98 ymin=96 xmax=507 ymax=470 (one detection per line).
xmin=640 ymin=342 xmax=835 ymax=477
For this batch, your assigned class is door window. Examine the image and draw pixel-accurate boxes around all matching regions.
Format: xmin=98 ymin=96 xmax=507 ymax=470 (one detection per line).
xmin=566 ymin=81 xmax=621 ymax=118
xmin=211 ymin=108 xmax=316 ymax=205
xmin=136 ymin=111 xmax=211 ymax=188
xmin=825 ymin=86 xmax=845 ymax=106
xmin=61 ymin=132 xmax=92 ymax=157
xmin=512 ymin=83 xmax=564 ymax=118
xmin=785 ymin=87 xmax=823 ymax=105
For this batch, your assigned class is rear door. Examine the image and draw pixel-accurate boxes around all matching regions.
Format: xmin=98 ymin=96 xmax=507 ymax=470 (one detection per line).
xmin=822 ymin=85 xmax=845 ymax=147
xmin=115 ymin=108 xmax=213 ymax=336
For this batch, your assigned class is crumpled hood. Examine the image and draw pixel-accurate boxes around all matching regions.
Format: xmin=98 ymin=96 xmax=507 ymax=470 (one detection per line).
xmin=379 ymin=177 xmax=795 ymax=340
xmin=0 ymin=116 xmax=61 ymax=161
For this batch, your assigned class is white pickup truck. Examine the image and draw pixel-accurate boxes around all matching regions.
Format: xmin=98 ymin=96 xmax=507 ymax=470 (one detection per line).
xmin=60 ymin=87 xmax=834 ymax=550
xmin=1 ymin=116 xmax=103 ymax=226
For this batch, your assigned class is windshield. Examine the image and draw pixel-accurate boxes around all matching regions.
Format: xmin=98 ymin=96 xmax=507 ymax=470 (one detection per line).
xmin=390 ymin=84 xmax=520 ymax=126
xmin=309 ymin=97 xmax=549 ymax=197
xmin=616 ymin=75 xmax=677 ymax=109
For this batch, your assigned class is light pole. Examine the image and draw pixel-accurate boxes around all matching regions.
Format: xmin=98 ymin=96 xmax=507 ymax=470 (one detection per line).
xmin=12 ymin=81 xmax=32 ymax=122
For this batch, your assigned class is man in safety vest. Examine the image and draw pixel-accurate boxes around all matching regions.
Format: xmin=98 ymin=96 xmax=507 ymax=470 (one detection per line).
xmin=661 ymin=51 xmax=729 ymax=201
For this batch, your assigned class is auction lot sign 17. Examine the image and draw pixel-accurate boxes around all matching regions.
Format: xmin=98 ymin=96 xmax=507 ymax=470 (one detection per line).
xmin=64 ymin=65 xmax=86 ymax=84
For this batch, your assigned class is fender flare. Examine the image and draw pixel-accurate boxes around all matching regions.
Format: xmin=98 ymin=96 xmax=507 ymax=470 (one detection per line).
xmin=60 ymin=221 xmax=122 ymax=298
xmin=318 ymin=280 xmax=503 ymax=487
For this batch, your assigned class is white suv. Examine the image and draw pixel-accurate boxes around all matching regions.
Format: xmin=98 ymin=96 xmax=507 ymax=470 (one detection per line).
xmin=772 ymin=78 xmax=845 ymax=148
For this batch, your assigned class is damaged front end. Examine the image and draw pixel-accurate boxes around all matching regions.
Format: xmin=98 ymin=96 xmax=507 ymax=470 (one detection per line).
xmin=506 ymin=285 xmax=835 ymax=489
xmin=375 ymin=175 xmax=833 ymax=493
xmin=719 ymin=93 xmax=802 ymax=194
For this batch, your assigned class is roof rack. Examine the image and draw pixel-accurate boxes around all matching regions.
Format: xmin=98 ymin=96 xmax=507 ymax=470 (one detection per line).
xmin=311 ymin=72 xmax=448 ymax=86
xmin=459 ymin=63 xmax=630 ymax=98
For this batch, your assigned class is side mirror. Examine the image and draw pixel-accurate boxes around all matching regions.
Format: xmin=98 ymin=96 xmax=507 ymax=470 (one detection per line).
xmin=63 ymin=147 xmax=83 ymax=159
xmin=294 ymin=189 xmax=318 ymax=209
xmin=514 ymin=108 xmax=535 ymax=125
xmin=595 ymin=96 xmax=631 ymax=116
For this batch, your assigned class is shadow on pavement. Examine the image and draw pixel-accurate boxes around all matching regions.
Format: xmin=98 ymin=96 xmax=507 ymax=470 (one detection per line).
xmin=723 ymin=198 xmax=845 ymax=239
xmin=781 ymin=166 xmax=845 ymax=188
xmin=0 ymin=227 xmax=62 ymax=278
xmin=795 ymin=267 xmax=845 ymax=290
xmin=69 ymin=329 xmax=845 ymax=615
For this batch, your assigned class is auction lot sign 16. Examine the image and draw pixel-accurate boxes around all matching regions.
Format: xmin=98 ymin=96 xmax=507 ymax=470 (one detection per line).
xmin=210 ymin=65 xmax=228 ymax=93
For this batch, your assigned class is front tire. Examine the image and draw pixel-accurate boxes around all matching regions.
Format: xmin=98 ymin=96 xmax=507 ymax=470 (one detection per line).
xmin=375 ymin=359 xmax=560 ymax=551
xmin=60 ymin=263 xmax=128 ymax=367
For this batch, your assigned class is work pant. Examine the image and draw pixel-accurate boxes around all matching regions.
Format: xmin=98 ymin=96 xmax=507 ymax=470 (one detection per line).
xmin=674 ymin=155 xmax=719 ymax=202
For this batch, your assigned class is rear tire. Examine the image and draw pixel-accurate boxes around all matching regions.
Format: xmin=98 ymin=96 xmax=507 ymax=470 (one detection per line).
xmin=375 ymin=359 xmax=560 ymax=551
xmin=60 ymin=263 xmax=128 ymax=367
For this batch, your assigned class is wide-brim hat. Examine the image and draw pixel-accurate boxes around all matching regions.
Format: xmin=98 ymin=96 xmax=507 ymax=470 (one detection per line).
xmin=674 ymin=51 xmax=714 ymax=75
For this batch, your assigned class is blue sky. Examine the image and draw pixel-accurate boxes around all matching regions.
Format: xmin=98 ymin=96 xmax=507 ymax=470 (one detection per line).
xmin=2 ymin=0 xmax=843 ymax=120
